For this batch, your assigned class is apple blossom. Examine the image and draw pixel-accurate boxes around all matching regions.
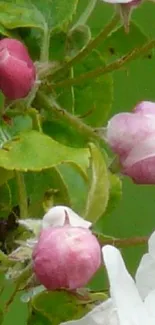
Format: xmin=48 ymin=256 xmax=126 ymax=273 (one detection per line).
xmin=106 ymin=101 xmax=155 ymax=184
xmin=60 ymin=231 xmax=155 ymax=325
xmin=32 ymin=223 xmax=101 ymax=290
xmin=0 ymin=38 xmax=36 ymax=100
xmin=136 ymin=230 xmax=155 ymax=300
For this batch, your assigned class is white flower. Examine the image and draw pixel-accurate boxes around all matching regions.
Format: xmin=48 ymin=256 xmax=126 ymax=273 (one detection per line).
xmin=60 ymin=231 xmax=155 ymax=325
xmin=136 ymin=231 xmax=155 ymax=299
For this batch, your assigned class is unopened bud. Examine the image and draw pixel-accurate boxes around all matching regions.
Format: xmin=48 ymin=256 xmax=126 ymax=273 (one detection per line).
xmin=106 ymin=101 xmax=155 ymax=184
xmin=0 ymin=38 xmax=36 ymax=100
xmin=32 ymin=225 xmax=101 ymax=290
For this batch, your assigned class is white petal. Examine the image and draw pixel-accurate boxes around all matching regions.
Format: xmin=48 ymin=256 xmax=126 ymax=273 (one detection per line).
xmin=26 ymin=238 xmax=38 ymax=247
xmin=145 ymin=289 xmax=155 ymax=321
xmin=61 ymin=299 xmax=119 ymax=325
xmin=148 ymin=230 xmax=155 ymax=258
xmin=42 ymin=206 xmax=92 ymax=229
xmin=102 ymin=245 xmax=150 ymax=325
xmin=18 ymin=219 xmax=42 ymax=236
xmin=136 ymin=253 xmax=155 ymax=300
xmin=136 ymin=231 xmax=155 ymax=299
xmin=102 ymin=0 xmax=133 ymax=3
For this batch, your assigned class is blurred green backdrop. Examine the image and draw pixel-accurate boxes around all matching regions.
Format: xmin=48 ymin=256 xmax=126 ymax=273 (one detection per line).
xmin=1 ymin=1 xmax=155 ymax=324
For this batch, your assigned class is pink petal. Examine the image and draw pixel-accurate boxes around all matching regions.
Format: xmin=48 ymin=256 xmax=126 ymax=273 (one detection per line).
xmin=106 ymin=113 xmax=155 ymax=157
xmin=123 ymin=156 xmax=155 ymax=184
xmin=0 ymin=38 xmax=34 ymax=70
xmin=134 ymin=101 xmax=155 ymax=115
xmin=0 ymin=54 xmax=34 ymax=99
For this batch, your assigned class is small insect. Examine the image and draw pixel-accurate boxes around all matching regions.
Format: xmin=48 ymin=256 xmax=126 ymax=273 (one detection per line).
xmin=109 ymin=47 xmax=115 ymax=55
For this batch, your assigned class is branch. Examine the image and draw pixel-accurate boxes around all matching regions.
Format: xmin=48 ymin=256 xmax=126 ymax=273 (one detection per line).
xmin=36 ymin=91 xmax=101 ymax=142
xmin=94 ymin=233 xmax=148 ymax=248
xmin=52 ymin=39 xmax=155 ymax=88
xmin=46 ymin=13 xmax=119 ymax=79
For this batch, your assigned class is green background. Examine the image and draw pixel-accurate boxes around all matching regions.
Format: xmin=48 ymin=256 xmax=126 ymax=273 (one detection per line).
xmin=1 ymin=0 xmax=155 ymax=323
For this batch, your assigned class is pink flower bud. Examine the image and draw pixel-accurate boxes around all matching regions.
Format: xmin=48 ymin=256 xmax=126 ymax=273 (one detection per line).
xmin=106 ymin=101 xmax=155 ymax=184
xmin=32 ymin=225 xmax=101 ymax=290
xmin=0 ymin=38 xmax=36 ymax=100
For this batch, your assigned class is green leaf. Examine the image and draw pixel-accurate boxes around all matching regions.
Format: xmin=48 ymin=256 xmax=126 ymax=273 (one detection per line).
xmin=32 ymin=0 xmax=79 ymax=31
xmin=0 ymin=115 xmax=32 ymax=150
xmin=25 ymin=163 xmax=89 ymax=217
xmin=28 ymin=311 xmax=51 ymax=325
xmin=67 ymin=24 xmax=91 ymax=57
xmin=49 ymin=32 xmax=67 ymax=61
xmin=106 ymin=173 xmax=122 ymax=216
xmin=84 ymin=143 xmax=109 ymax=223
xmin=58 ymin=50 xmax=113 ymax=126
xmin=0 ymin=182 xmax=12 ymax=218
xmin=31 ymin=290 xmax=90 ymax=324
xmin=47 ymin=167 xmax=71 ymax=206
xmin=43 ymin=119 xmax=89 ymax=148
xmin=58 ymin=164 xmax=88 ymax=215
xmin=0 ymin=23 xmax=13 ymax=36
xmin=0 ymin=309 xmax=3 ymax=324
xmin=102 ymin=22 xmax=149 ymax=58
xmin=0 ymin=168 xmax=13 ymax=187
xmin=0 ymin=1 xmax=45 ymax=30
xmin=10 ymin=115 xmax=33 ymax=135
xmin=1 ymin=0 xmax=79 ymax=32
xmin=0 ymin=131 xmax=89 ymax=172
xmin=25 ymin=168 xmax=71 ymax=217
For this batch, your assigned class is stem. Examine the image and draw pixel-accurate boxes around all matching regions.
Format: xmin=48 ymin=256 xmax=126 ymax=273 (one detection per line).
xmin=0 ymin=250 xmax=15 ymax=267
xmin=70 ymin=67 xmax=75 ymax=114
xmin=27 ymin=108 xmax=42 ymax=132
xmin=40 ymin=24 xmax=50 ymax=62
xmin=50 ymin=13 xmax=119 ymax=78
xmin=71 ymin=0 xmax=97 ymax=31
xmin=15 ymin=172 xmax=28 ymax=219
xmin=94 ymin=233 xmax=148 ymax=248
xmin=52 ymin=39 xmax=155 ymax=88
xmin=37 ymin=91 xmax=101 ymax=142
xmin=4 ymin=263 xmax=32 ymax=312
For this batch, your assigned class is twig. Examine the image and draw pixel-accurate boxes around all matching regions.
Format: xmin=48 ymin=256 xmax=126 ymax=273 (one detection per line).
xmin=37 ymin=91 xmax=101 ymax=142
xmin=95 ymin=234 xmax=148 ymax=248
xmin=15 ymin=172 xmax=28 ymax=219
xmin=52 ymin=40 xmax=155 ymax=88
xmin=47 ymin=13 xmax=119 ymax=79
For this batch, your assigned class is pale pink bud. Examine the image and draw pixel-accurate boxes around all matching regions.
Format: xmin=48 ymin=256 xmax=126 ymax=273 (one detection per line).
xmin=32 ymin=225 xmax=101 ymax=290
xmin=0 ymin=38 xmax=36 ymax=100
xmin=106 ymin=101 xmax=155 ymax=184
